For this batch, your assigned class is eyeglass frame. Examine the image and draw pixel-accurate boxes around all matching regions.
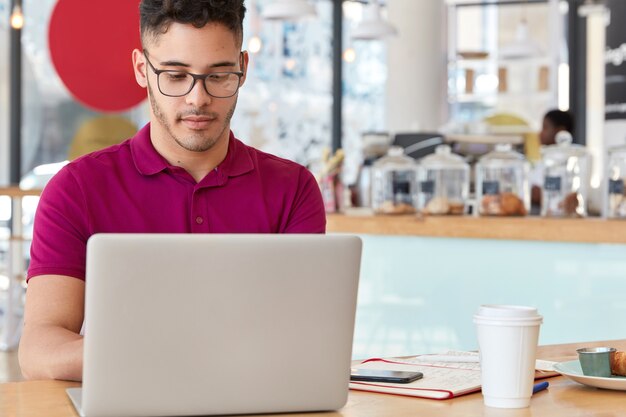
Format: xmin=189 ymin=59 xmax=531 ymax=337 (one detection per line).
xmin=143 ymin=51 xmax=245 ymax=98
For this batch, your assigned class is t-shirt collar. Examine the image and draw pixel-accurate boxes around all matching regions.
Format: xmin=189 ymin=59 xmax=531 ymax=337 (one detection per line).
xmin=217 ymin=131 xmax=254 ymax=178
xmin=131 ymin=123 xmax=168 ymax=176
xmin=131 ymin=123 xmax=254 ymax=178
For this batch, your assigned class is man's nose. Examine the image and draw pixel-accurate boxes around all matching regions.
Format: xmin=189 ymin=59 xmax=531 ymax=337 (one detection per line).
xmin=185 ymin=79 xmax=212 ymax=107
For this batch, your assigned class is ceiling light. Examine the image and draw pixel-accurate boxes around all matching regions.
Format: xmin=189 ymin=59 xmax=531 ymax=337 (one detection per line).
xmin=500 ymin=1 xmax=544 ymax=59
xmin=499 ymin=20 xmax=543 ymax=58
xmin=248 ymin=36 xmax=262 ymax=54
xmin=262 ymin=0 xmax=316 ymax=21
xmin=351 ymin=0 xmax=397 ymax=41
xmin=284 ymin=58 xmax=297 ymax=71
xmin=10 ymin=3 xmax=24 ymax=29
xmin=343 ymin=48 xmax=357 ymax=63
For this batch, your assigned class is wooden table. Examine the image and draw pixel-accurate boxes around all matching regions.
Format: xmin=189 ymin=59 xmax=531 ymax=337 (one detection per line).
xmin=2 ymin=340 xmax=625 ymax=417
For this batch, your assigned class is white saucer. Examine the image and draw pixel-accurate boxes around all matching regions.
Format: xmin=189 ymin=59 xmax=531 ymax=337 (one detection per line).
xmin=554 ymin=360 xmax=626 ymax=391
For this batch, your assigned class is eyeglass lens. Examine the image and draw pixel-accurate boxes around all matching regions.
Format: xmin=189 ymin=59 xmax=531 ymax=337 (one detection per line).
xmin=158 ymin=71 xmax=241 ymax=98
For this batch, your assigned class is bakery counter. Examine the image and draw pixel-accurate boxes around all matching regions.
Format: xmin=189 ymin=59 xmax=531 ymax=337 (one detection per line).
xmin=328 ymin=213 xmax=626 ymax=358
xmin=326 ymin=213 xmax=626 ymax=244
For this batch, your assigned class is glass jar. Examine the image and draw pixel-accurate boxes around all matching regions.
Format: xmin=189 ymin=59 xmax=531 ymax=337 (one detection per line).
xmin=541 ymin=132 xmax=590 ymax=217
xmin=417 ymin=145 xmax=470 ymax=215
xmin=476 ymin=143 xmax=529 ymax=216
xmin=606 ymin=145 xmax=626 ymax=219
xmin=371 ymin=146 xmax=418 ymax=214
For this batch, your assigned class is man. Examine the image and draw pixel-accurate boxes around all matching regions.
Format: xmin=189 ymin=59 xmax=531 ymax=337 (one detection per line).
xmin=539 ymin=109 xmax=574 ymax=146
xmin=19 ymin=0 xmax=325 ymax=381
xmin=531 ymin=109 xmax=575 ymax=206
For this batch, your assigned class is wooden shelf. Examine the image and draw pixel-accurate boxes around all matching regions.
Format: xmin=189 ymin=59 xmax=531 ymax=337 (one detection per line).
xmin=446 ymin=133 xmax=524 ymax=145
xmin=326 ymin=214 xmax=626 ymax=244
xmin=0 ymin=187 xmax=43 ymax=198
xmin=449 ymin=56 xmax=552 ymax=68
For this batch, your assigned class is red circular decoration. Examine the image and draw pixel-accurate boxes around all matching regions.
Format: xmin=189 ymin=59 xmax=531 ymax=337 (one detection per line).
xmin=49 ymin=0 xmax=146 ymax=112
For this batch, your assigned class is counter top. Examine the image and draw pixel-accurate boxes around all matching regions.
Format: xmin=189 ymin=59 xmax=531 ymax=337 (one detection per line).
xmin=326 ymin=213 xmax=626 ymax=244
xmin=2 ymin=187 xmax=624 ymax=244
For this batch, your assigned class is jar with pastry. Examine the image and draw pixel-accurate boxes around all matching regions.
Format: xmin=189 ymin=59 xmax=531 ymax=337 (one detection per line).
xmin=541 ymin=131 xmax=590 ymax=218
xmin=371 ymin=146 xmax=418 ymax=215
xmin=475 ymin=143 xmax=530 ymax=216
xmin=606 ymin=145 xmax=626 ymax=219
xmin=417 ymin=145 xmax=470 ymax=215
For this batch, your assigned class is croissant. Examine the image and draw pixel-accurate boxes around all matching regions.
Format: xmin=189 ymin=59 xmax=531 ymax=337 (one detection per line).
xmin=611 ymin=351 xmax=626 ymax=376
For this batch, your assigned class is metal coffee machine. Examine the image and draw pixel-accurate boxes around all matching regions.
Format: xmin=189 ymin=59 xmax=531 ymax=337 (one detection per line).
xmin=354 ymin=132 xmax=391 ymax=208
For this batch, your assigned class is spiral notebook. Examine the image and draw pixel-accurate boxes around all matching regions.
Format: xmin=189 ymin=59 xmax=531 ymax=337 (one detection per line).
xmin=349 ymin=351 xmax=558 ymax=400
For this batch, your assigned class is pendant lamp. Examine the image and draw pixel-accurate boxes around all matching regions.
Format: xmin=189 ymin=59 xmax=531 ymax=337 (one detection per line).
xmin=351 ymin=0 xmax=397 ymax=41
xmin=10 ymin=0 xmax=24 ymax=29
xmin=500 ymin=1 xmax=542 ymax=58
xmin=262 ymin=0 xmax=317 ymax=20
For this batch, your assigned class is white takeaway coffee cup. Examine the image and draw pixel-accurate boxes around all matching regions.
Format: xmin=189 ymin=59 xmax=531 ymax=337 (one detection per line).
xmin=473 ymin=305 xmax=543 ymax=409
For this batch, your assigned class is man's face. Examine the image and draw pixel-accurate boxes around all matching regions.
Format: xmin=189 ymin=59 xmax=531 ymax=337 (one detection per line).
xmin=540 ymin=117 xmax=559 ymax=146
xmin=133 ymin=23 xmax=247 ymax=153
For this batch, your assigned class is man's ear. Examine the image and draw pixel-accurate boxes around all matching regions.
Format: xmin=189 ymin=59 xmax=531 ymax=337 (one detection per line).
xmin=239 ymin=50 xmax=250 ymax=87
xmin=132 ymin=49 xmax=148 ymax=88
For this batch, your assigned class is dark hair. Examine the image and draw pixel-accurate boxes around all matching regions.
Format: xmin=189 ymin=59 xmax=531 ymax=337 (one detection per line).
xmin=139 ymin=0 xmax=246 ymax=46
xmin=544 ymin=110 xmax=574 ymax=135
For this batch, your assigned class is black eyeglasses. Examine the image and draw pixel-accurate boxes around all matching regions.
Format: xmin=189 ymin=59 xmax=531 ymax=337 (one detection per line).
xmin=143 ymin=52 xmax=244 ymax=98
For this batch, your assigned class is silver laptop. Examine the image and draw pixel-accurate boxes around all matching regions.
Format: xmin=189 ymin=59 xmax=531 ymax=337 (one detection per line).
xmin=67 ymin=234 xmax=362 ymax=417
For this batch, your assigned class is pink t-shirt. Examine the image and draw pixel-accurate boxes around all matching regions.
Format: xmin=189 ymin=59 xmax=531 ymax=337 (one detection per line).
xmin=27 ymin=124 xmax=326 ymax=281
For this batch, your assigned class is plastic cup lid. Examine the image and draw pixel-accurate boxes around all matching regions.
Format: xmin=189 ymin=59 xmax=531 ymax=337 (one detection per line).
xmin=474 ymin=304 xmax=543 ymax=324
xmin=474 ymin=304 xmax=541 ymax=319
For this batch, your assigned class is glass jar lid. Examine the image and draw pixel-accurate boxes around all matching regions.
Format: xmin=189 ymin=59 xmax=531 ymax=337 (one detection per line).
xmin=608 ymin=144 xmax=626 ymax=158
xmin=478 ymin=143 xmax=527 ymax=167
xmin=542 ymin=131 xmax=589 ymax=160
xmin=373 ymin=146 xmax=416 ymax=169
xmin=420 ymin=145 xmax=468 ymax=170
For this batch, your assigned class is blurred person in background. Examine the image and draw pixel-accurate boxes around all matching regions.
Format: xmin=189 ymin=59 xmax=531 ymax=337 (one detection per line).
xmin=539 ymin=110 xmax=574 ymax=146
xmin=531 ymin=109 xmax=575 ymax=207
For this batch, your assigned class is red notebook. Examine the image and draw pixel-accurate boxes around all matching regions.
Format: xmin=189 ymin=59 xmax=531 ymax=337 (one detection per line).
xmin=349 ymin=351 xmax=559 ymax=400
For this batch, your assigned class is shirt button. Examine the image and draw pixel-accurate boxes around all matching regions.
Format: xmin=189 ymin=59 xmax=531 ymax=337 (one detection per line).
xmin=195 ymin=216 xmax=204 ymax=225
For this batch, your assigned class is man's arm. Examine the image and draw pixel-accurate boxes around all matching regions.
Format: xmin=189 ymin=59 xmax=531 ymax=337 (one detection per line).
xmin=19 ymin=275 xmax=85 ymax=381
xmin=282 ymin=167 xmax=326 ymax=233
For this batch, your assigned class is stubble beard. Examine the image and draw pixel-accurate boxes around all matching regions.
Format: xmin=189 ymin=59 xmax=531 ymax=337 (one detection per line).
xmin=147 ymin=81 xmax=237 ymax=153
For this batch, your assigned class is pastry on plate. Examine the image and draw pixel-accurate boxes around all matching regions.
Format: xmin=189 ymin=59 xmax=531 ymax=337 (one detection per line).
xmin=612 ymin=351 xmax=626 ymax=376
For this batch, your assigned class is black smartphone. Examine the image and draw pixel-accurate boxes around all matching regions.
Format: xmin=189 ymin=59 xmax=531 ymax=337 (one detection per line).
xmin=350 ymin=369 xmax=423 ymax=384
